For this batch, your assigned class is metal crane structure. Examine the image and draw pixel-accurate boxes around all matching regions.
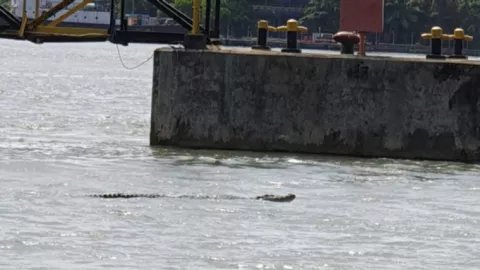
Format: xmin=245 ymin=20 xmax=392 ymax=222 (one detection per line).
xmin=0 ymin=0 xmax=220 ymax=45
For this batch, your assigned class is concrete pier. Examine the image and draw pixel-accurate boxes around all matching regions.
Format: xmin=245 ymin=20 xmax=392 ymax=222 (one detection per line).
xmin=151 ymin=48 xmax=480 ymax=162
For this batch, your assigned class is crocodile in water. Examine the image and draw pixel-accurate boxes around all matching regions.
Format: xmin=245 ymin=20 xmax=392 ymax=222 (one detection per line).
xmin=88 ymin=193 xmax=296 ymax=202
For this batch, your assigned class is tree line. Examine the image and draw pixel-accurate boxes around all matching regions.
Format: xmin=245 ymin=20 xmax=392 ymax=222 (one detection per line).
xmin=300 ymin=0 xmax=480 ymax=47
xmin=0 ymin=0 xmax=10 ymax=9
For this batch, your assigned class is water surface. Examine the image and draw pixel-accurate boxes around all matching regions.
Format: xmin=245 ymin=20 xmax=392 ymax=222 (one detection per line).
xmin=0 ymin=40 xmax=479 ymax=270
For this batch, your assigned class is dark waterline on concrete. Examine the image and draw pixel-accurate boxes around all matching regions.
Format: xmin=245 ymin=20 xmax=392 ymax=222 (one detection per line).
xmin=152 ymin=48 xmax=480 ymax=162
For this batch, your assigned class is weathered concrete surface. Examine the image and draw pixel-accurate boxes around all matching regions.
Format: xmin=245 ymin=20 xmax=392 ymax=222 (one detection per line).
xmin=151 ymin=48 xmax=480 ymax=162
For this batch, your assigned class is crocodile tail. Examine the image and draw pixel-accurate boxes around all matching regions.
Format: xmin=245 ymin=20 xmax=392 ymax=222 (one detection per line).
xmin=89 ymin=193 xmax=163 ymax=199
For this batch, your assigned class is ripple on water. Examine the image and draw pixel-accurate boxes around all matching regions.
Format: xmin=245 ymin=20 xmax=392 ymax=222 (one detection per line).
xmin=1 ymin=40 xmax=480 ymax=269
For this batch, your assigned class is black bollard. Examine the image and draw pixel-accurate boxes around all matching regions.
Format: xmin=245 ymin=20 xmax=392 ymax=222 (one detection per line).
xmin=251 ymin=20 xmax=277 ymax=50
xmin=277 ymin=19 xmax=308 ymax=53
xmin=421 ymin=26 xmax=449 ymax=59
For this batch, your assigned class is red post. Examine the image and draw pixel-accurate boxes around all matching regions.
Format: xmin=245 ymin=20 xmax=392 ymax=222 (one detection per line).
xmin=358 ymin=32 xmax=366 ymax=56
xmin=339 ymin=0 xmax=384 ymax=56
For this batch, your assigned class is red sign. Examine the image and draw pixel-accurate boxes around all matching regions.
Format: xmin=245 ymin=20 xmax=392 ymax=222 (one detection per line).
xmin=340 ymin=0 xmax=384 ymax=32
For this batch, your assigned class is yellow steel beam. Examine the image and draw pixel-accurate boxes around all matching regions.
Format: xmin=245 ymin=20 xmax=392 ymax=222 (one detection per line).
xmin=191 ymin=0 xmax=200 ymax=34
xmin=48 ymin=0 xmax=93 ymax=27
xmin=28 ymin=0 xmax=76 ymax=30
xmin=35 ymin=25 xmax=108 ymax=36
xmin=19 ymin=10 xmax=28 ymax=37
xmin=19 ymin=0 xmax=28 ymax=36
xmin=35 ymin=0 xmax=39 ymax=18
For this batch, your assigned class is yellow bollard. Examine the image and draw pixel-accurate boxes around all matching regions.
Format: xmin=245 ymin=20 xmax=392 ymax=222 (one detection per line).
xmin=276 ymin=19 xmax=308 ymax=53
xmin=252 ymin=20 xmax=277 ymax=50
xmin=191 ymin=0 xmax=200 ymax=35
xmin=421 ymin=26 xmax=450 ymax=59
xmin=447 ymin=28 xmax=473 ymax=59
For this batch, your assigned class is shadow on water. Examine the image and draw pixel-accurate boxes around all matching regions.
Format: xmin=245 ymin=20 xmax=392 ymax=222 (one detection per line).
xmin=148 ymin=146 xmax=480 ymax=175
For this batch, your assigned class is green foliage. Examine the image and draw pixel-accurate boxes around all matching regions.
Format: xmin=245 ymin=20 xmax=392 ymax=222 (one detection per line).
xmin=173 ymin=0 xmax=192 ymax=15
xmin=300 ymin=0 xmax=339 ymax=32
xmin=113 ymin=0 xmax=158 ymax=17
xmin=219 ymin=0 xmax=254 ymax=36
xmin=0 ymin=0 xmax=12 ymax=10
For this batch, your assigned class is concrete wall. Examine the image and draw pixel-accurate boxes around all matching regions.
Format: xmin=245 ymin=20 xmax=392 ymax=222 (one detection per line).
xmin=151 ymin=48 xmax=480 ymax=162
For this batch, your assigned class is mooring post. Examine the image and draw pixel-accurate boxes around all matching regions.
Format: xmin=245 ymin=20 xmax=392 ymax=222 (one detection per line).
xmin=277 ymin=19 xmax=307 ymax=53
xmin=447 ymin=28 xmax=473 ymax=59
xmin=333 ymin=31 xmax=360 ymax=55
xmin=251 ymin=20 xmax=276 ymax=50
xmin=421 ymin=26 xmax=449 ymax=59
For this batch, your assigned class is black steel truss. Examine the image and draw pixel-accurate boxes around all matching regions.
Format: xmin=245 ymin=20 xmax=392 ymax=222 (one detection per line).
xmin=108 ymin=0 xmax=221 ymax=45
xmin=0 ymin=6 xmax=21 ymax=29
